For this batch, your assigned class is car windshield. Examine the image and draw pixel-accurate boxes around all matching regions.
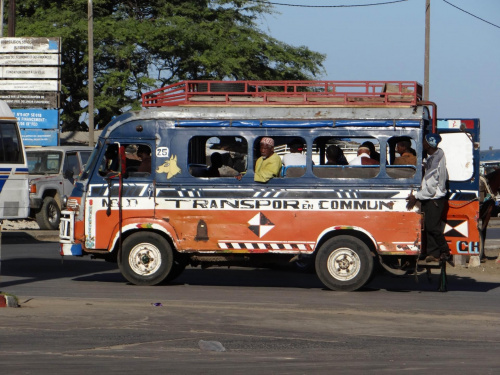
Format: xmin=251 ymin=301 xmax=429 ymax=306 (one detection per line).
xmin=27 ymin=151 xmax=63 ymax=175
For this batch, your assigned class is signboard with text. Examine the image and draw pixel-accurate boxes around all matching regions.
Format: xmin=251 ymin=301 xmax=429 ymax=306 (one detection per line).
xmin=0 ymin=66 xmax=60 ymax=79
xmin=21 ymin=129 xmax=58 ymax=147
xmin=0 ymin=53 xmax=60 ymax=66
xmin=0 ymin=92 xmax=59 ymax=108
xmin=0 ymin=79 xmax=60 ymax=91
xmin=12 ymin=109 xmax=59 ymax=129
xmin=0 ymin=37 xmax=60 ymax=53
xmin=1 ymin=37 xmax=62 ymax=145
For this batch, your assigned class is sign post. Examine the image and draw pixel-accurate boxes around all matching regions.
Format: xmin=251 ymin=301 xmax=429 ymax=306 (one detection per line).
xmin=0 ymin=37 xmax=61 ymax=146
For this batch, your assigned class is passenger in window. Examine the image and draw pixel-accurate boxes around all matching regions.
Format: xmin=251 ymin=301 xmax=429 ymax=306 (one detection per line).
xmin=394 ymin=140 xmax=417 ymax=166
xmin=325 ymin=145 xmax=348 ymax=165
xmin=360 ymin=141 xmax=380 ymax=163
xmin=282 ymin=138 xmax=306 ymax=167
xmin=350 ymin=145 xmax=378 ymax=165
xmin=99 ymin=144 xmax=119 ymax=175
xmin=206 ymin=152 xmax=223 ymax=177
xmin=137 ymin=145 xmax=152 ymax=173
xmin=237 ymin=137 xmax=281 ymax=182
xmin=125 ymin=145 xmax=142 ymax=172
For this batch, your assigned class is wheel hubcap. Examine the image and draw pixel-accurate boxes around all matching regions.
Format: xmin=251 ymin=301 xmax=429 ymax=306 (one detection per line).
xmin=327 ymin=248 xmax=360 ymax=281
xmin=129 ymin=243 xmax=161 ymax=276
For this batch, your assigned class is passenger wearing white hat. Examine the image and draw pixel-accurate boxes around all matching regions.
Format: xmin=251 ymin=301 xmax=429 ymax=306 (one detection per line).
xmin=406 ymin=133 xmax=450 ymax=263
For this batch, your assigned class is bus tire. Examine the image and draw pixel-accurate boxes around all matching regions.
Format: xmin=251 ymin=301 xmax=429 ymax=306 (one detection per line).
xmin=315 ymin=235 xmax=374 ymax=291
xmin=119 ymin=232 xmax=173 ymax=286
xmin=36 ymin=197 xmax=61 ymax=230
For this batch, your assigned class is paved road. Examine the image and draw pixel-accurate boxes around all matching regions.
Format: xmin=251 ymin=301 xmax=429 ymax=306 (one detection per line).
xmin=1 ymin=239 xmax=499 ymax=374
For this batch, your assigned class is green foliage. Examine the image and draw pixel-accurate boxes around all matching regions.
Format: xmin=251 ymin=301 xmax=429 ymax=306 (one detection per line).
xmin=14 ymin=0 xmax=325 ymax=130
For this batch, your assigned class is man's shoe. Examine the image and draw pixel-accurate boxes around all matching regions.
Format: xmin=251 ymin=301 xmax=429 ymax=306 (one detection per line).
xmin=418 ymin=253 xmax=427 ymax=261
xmin=425 ymin=255 xmax=440 ymax=263
xmin=440 ymin=253 xmax=454 ymax=267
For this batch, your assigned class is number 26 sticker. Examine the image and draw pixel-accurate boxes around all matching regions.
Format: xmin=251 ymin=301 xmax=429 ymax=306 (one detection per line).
xmin=156 ymin=147 xmax=170 ymax=158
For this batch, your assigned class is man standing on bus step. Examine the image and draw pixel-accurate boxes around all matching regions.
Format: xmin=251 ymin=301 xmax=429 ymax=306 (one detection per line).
xmin=406 ymin=133 xmax=450 ymax=262
xmin=253 ymin=137 xmax=282 ymax=182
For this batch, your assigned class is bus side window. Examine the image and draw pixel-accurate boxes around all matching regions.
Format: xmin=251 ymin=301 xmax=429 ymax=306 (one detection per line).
xmin=189 ymin=136 xmax=247 ymax=178
xmin=312 ymin=136 xmax=380 ymax=179
xmin=386 ymin=136 xmax=417 ymax=178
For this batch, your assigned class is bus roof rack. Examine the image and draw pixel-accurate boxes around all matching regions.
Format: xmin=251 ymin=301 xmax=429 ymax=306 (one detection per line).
xmin=142 ymin=80 xmax=423 ymax=108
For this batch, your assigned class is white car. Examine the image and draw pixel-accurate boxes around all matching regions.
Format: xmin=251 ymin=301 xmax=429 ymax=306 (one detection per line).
xmin=26 ymin=146 xmax=93 ymax=229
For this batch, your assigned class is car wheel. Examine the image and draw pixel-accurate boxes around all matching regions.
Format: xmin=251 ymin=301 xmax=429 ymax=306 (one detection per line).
xmin=315 ymin=235 xmax=374 ymax=291
xmin=119 ymin=232 xmax=173 ymax=286
xmin=36 ymin=197 xmax=61 ymax=230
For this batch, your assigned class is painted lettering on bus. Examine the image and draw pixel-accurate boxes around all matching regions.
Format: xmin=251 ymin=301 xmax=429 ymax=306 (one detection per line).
xmin=101 ymin=198 xmax=139 ymax=208
xmin=456 ymin=241 xmax=480 ymax=254
xmin=163 ymin=198 xmax=394 ymax=211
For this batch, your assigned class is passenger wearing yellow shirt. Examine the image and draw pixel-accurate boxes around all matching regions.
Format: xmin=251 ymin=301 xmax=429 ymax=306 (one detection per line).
xmin=254 ymin=137 xmax=282 ymax=182
xmin=235 ymin=137 xmax=282 ymax=182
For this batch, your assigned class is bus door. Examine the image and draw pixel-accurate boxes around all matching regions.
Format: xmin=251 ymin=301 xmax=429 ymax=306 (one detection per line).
xmin=437 ymin=119 xmax=480 ymax=256
xmin=85 ymin=139 xmax=156 ymax=250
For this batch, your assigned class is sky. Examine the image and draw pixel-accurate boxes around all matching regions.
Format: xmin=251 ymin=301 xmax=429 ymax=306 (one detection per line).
xmin=257 ymin=0 xmax=500 ymax=150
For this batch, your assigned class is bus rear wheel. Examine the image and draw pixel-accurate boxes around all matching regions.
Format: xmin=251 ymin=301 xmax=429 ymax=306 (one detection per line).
xmin=315 ymin=236 xmax=374 ymax=291
xmin=119 ymin=232 xmax=173 ymax=286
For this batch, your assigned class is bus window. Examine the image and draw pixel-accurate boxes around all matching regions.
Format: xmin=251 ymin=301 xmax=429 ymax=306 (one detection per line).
xmin=279 ymin=137 xmax=307 ymax=177
xmin=0 ymin=100 xmax=29 ymax=219
xmin=188 ymin=136 xmax=247 ymax=177
xmin=312 ymin=137 xmax=380 ymax=178
xmin=0 ymin=127 xmax=23 ymax=164
xmin=386 ymin=136 xmax=417 ymax=179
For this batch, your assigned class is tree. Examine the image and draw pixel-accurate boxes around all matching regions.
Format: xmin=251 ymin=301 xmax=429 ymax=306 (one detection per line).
xmin=15 ymin=0 xmax=326 ymax=130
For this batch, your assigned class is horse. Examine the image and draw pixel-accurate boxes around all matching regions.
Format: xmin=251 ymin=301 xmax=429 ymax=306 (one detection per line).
xmin=478 ymin=168 xmax=500 ymax=258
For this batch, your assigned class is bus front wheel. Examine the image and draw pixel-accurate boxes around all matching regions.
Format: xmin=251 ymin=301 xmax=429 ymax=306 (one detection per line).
xmin=119 ymin=232 xmax=173 ymax=286
xmin=315 ymin=236 xmax=374 ymax=292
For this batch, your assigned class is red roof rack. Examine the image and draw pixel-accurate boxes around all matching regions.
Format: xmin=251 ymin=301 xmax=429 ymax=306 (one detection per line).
xmin=142 ymin=80 xmax=422 ymax=108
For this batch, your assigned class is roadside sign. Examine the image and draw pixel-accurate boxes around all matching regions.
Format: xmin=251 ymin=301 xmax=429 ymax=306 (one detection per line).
xmin=0 ymin=66 xmax=60 ymax=79
xmin=0 ymin=92 xmax=59 ymax=108
xmin=0 ymin=37 xmax=60 ymax=53
xmin=0 ymin=80 xmax=60 ymax=91
xmin=0 ymin=53 xmax=60 ymax=66
xmin=20 ymin=129 xmax=58 ymax=146
xmin=12 ymin=109 xmax=59 ymax=130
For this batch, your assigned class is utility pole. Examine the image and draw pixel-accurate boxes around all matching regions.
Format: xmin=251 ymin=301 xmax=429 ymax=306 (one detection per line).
xmin=424 ymin=0 xmax=430 ymax=101
xmin=0 ymin=0 xmax=4 ymax=37
xmin=88 ymin=0 xmax=94 ymax=147
xmin=7 ymin=0 xmax=14 ymax=36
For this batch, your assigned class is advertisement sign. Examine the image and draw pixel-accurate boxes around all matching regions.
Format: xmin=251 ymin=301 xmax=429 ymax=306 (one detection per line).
xmin=21 ymin=129 xmax=58 ymax=147
xmin=12 ymin=109 xmax=59 ymax=129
